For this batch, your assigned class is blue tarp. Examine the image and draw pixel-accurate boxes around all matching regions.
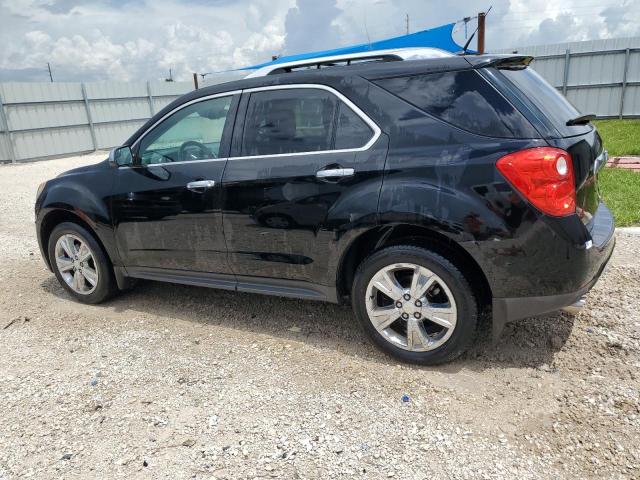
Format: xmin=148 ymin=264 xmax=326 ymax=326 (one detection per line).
xmin=240 ymin=23 xmax=466 ymax=71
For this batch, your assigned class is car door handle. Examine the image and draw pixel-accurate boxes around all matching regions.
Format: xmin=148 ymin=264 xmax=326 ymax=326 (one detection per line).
xmin=187 ymin=180 xmax=216 ymax=192
xmin=316 ymin=168 xmax=355 ymax=179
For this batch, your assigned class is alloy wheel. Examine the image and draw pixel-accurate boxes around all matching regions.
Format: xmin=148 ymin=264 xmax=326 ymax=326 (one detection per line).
xmin=54 ymin=234 xmax=99 ymax=295
xmin=365 ymin=263 xmax=457 ymax=352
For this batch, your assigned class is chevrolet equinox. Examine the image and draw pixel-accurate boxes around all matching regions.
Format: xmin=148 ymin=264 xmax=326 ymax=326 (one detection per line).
xmin=35 ymin=51 xmax=615 ymax=364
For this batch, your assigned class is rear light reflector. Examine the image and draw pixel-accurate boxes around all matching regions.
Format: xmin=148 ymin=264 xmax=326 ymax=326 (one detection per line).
xmin=496 ymin=147 xmax=576 ymax=217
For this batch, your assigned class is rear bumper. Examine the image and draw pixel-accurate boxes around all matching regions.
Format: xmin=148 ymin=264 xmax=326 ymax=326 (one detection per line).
xmin=491 ymin=248 xmax=612 ymax=338
xmin=490 ymin=202 xmax=615 ymax=338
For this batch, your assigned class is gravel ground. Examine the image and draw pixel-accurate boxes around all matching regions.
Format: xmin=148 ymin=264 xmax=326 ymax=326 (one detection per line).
xmin=0 ymin=153 xmax=639 ymax=479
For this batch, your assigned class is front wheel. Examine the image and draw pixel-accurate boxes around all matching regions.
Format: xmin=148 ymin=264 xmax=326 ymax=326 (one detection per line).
xmin=48 ymin=222 xmax=117 ymax=304
xmin=352 ymin=245 xmax=477 ymax=365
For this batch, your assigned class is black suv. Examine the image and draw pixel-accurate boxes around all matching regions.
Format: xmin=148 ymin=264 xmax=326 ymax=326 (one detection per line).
xmin=35 ymin=54 xmax=615 ymax=364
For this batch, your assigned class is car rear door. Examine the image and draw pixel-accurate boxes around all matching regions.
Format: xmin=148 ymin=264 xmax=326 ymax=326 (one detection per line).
xmin=220 ymin=85 xmax=388 ymax=294
xmin=111 ymin=92 xmax=239 ymax=275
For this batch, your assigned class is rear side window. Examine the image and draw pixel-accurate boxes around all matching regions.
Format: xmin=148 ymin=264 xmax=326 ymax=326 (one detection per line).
xmin=335 ymin=102 xmax=373 ymax=149
xmin=241 ymin=88 xmax=373 ymax=156
xmin=375 ymin=70 xmax=538 ymax=139
xmin=499 ymin=67 xmax=590 ymax=137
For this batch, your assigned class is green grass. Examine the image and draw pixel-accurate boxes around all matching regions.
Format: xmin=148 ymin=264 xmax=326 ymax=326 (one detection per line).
xmin=598 ymin=168 xmax=640 ymax=226
xmin=593 ymin=119 xmax=640 ymax=157
xmin=589 ymin=119 xmax=640 ymax=226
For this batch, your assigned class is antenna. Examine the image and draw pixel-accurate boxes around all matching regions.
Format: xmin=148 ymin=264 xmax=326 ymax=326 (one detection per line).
xmin=406 ymin=13 xmax=410 ymax=35
xmin=47 ymin=62 xmax=53 ymax=82
xmin=463 ymin=16 xmax=471 ymax=38
xmin=363 ymin=13 xmax=372 ymax=49
xmin=462 ymin=6 xmax=492 ymax=55
xmin=462 ymin=31 xmax=477 ymax=54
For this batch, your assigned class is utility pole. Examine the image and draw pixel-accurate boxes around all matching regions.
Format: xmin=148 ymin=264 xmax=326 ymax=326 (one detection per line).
xmin=405 ymin=13 xmax=410 ymax=35
xmin=47 ymin=62 xmax=53 ymax=82
xmin=477 ymin=11 xmax=486 ymax=54
xmin=193 ymin=72 xmax=199 ymax=90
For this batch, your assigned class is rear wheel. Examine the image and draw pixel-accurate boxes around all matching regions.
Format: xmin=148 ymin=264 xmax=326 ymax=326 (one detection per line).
xmin=352 ymin=245 xmax=477 ymax=364
xmin=48 ymin=222 xmax=117 ymax=304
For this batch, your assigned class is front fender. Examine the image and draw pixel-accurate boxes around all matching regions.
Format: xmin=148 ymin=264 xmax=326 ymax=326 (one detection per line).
xmin=36 ymin=171 xmax=120 ymax=267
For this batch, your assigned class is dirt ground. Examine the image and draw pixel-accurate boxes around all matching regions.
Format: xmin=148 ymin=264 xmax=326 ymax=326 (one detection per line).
xmin=0 ymin=153 xmax=639 ymax=479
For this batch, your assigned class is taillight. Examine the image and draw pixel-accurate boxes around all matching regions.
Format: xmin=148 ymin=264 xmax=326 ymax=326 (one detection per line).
xmin=496 ymin=147 xmax=576 ymax=217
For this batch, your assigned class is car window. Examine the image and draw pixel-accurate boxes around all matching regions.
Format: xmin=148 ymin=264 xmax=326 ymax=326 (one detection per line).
xmin=241 ymin=88 xmax=373 ymax=156
xmin=334 ymin=102 xmax=373 ymax=149
xmin=499 ymin=67 xmax=591 ymax=137
xmin=137 ymin=95 xmax=233 ymax=165
xmin=375 ymin=70 xmax=538 ymax=139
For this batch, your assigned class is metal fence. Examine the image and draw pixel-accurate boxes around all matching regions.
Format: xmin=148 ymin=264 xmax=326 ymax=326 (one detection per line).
xmin=493 ymin=36 xmax=640 ymax=119
xmin=0 ymin=81 xmax=193 ymax=163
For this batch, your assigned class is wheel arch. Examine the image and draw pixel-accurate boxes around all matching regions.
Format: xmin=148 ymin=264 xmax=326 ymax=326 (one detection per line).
xmin=39 ymin=209 xmax=111 ymax=270
xmin=336 ymin=224 xmax=492 ymax=309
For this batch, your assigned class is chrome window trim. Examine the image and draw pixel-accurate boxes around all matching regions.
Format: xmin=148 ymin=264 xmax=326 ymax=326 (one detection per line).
xmin=127 ymin=90 xmax=241 ymax=167
xmin=229 ymin=83 xmax=381 ymax=161
xmin=119 ymin=157 xmax=228 ymax=169
xmin=125 ymin=84 xmax=381 ymax=167
xmin=148 ymin=157 xmax=228 ymax=167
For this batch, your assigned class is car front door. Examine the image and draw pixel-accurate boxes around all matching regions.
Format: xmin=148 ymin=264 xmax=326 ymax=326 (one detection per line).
xmin=221 ymin=85 xmax=388 ymax=295
xmin=111 ymin=92 xmax=239 ymax=275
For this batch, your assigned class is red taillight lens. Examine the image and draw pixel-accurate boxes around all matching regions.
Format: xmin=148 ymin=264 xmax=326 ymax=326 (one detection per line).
xmin=496 ymin=147 xmax=576 ymax=217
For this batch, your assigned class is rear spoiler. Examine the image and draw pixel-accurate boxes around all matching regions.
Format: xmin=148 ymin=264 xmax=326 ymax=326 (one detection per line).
xmin=566 ymin=113 xmax=596 ymax=126
xmin=466 ymin=55 xmax=534 ymax=70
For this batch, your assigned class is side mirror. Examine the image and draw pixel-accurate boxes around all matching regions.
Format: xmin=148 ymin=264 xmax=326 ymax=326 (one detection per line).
xmin=108 ymin=146 xmax=133 ymax=167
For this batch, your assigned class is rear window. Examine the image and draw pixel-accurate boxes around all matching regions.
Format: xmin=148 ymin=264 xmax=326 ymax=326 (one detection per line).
xmin=499 ymin=67 xmax=591 ymax=137
xmin=374 ymin=70 xmax=538 ymax=139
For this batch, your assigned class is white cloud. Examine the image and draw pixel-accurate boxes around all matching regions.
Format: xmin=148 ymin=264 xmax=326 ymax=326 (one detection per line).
xmin=0 ymin=0 xmax=292 ymax=81
xmin=0 ymin=0 xmax=638 ymax=82
xmin=492 ymin=0 xmax=640 ymax=47
xmin=283 ymin=0 xmax=342 ymax=54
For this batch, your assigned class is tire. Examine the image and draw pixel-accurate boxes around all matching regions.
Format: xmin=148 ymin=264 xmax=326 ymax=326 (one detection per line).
xmin=351 ymin=245 xmax=477 ymax=365
xmin=48 ymin=222 xmax=118 ymax=304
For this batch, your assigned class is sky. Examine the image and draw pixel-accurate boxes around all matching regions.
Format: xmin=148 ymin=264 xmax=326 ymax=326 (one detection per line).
xmin=0 ymin=0 xmax=639 ymax=82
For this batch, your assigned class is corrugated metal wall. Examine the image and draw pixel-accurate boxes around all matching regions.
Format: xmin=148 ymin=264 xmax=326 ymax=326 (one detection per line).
xmin=493 ymin=37 xmax=640 ymax=120
xmin=0 ymin=81 xmax=194 ymax=163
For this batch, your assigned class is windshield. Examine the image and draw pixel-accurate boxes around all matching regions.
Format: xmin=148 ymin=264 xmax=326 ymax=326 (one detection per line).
xmin=500 ymin=67 xmax=592 ymax=137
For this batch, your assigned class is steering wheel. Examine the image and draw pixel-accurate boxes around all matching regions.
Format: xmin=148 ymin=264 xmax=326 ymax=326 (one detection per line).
xmin=179 ymin=141 xmax=215 ymax=162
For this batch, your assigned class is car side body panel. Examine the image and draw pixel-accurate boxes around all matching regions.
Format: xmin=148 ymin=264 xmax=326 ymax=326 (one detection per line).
xmin=221 ymin=137 xmax=390 ymax=287
xmin=109 ymin=160 xmax=231 ymax=273
xmin=36 ymin=160 xmax=121 ymax=270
